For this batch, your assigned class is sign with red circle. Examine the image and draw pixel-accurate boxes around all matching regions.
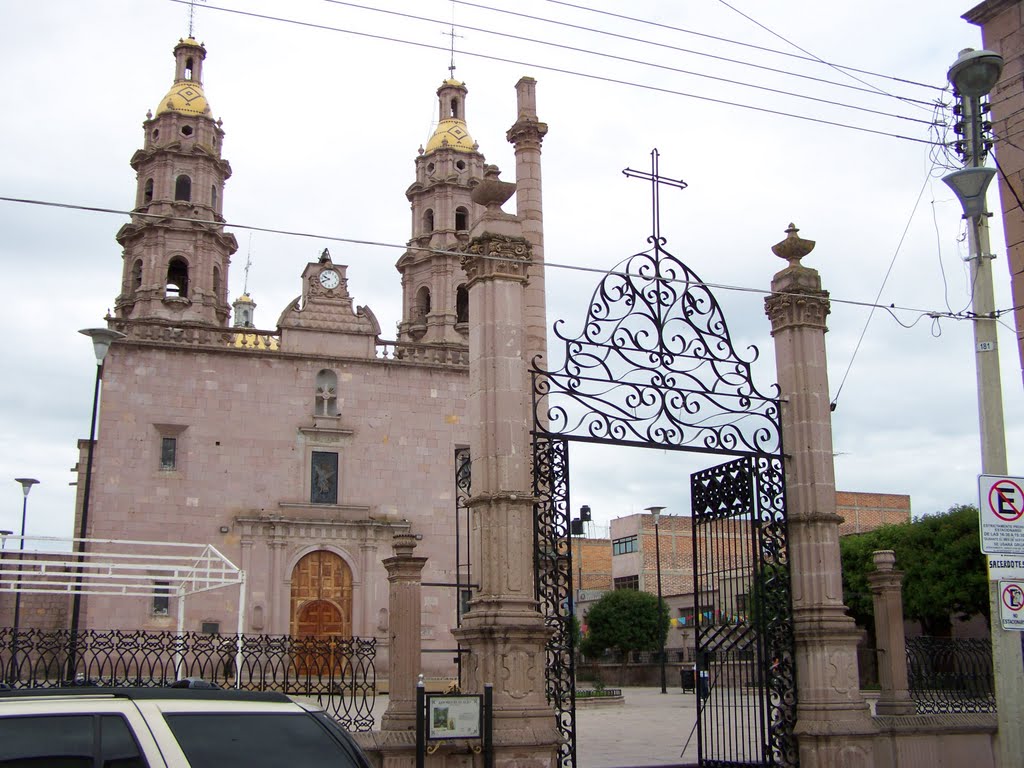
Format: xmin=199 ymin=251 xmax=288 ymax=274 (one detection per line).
xmin=999 ymin=580 xmax=1024 ymax=631
xmin=978 ymin=476 xmax=1024 ymax=555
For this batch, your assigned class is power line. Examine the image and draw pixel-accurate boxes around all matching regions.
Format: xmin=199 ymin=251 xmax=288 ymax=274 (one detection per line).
xmin=830 ymin=169 xmax=931 ymax=411
xmin=0 ymin=193 xmax=1000 ymax=323
xmin=540 ymin=0 xmax=943 ymax=92
xmin=437 ymin=0 xmax=940 ymax=110
xmin=713 ymin=0 xmax=932 ymax=113
xmin=171 ymin=0 xmax=939 ymax=145
xmin=317 ymin=0 xmax=935 ymax=124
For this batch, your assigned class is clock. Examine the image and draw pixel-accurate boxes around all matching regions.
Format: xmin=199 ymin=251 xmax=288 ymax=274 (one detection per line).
xmin=318 ymin=269 xmax=340 ymax=290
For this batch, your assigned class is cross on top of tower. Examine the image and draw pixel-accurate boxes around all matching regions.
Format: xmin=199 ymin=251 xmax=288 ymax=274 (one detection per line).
xmin=243 ymin=234 xmax=254 ymax=295
xmin=187 ymin=0 xmax=206 ymax=38
xmin=443 ymin=2 xmax=463 ymax=80
xmin=623 ymin=149 xmax=688 ymax=245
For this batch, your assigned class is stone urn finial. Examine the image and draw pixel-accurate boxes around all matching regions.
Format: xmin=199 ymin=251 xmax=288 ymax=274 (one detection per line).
xmin=392 ymin=532 xmax=418 ymax=558
xmin=471 ymin=164 xmax=517 ymax=210
xmin=771 ymin=222 xmax=816 ymax=267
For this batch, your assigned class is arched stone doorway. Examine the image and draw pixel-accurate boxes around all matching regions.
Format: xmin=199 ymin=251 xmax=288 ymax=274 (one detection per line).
xmin=290 ymin=550 xmax=353 ymax=675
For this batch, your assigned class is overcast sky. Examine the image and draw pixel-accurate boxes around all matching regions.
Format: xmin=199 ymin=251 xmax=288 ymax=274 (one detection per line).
xmin=1 ymin=0 xmax=1021 ymax=543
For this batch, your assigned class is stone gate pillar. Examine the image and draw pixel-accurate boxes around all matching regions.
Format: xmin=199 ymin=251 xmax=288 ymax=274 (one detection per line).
xmin=764 ymin=224 xmax=878 ymax=766
xmin=867 ymin=550 xmax=914 ymax=716
xmin=381 ymin=532 xmax=427 ymax=732
xmin=452 ymin=167 xmax=560 ymax=766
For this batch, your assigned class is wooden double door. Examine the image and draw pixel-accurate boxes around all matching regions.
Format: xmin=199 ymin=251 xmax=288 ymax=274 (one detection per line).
xmin=290 ymin=551 xmax=353 ymax=675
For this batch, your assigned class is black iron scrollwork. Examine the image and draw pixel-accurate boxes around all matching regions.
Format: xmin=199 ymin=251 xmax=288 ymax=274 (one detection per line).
xmin=532 ymin=436 xmax=576 ymax=768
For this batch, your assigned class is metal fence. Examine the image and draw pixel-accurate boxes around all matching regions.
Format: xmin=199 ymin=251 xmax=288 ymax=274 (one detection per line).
xmin=0 ymin=628 xmax=377 ymax=730
xmin=906 ymin=636 xmax=995 ymax=714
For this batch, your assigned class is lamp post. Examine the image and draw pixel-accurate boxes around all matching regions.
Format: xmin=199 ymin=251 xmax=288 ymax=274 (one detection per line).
xmin=67 ymin=328 xmax=124 ymax=678
xmin=11 ymin=478 xmax=38 ymax=684
xmin=646 ymin=505 xmax=667 ymax=694
xmin=942 ymin=47 xmax=1024 ymax=768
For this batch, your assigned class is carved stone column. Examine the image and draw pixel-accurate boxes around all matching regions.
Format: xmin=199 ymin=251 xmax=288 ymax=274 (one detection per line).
xmin=451 ymin=175 xmax=560 ymax=766
xmin=380 ymin=533 xmax=427 ymax=732
xmin=867 ymin=550 xmax=914 ymax=715
xmin=764 ymin=224 xmax=878 ymax=766
xmin=506 ymin=77 xmax=549 ymax=370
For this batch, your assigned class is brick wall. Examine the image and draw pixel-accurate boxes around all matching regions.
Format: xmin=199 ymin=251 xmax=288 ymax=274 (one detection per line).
xmin=573 ymin=537 xmax=612 ymax=592
xmin=835 ymin=491 xmax=911 ymax=536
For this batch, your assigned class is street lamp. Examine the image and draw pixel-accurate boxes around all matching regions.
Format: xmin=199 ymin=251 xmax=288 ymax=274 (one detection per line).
xmin=942 ymin=47 xmax=1023 ymax=767
xmin=11 ymin=478 xmax=38 ymax=684
xmin=645 ymin=505 xmax=667 ymax=694
xmin=68 ymin=328 xmax=124 ymax=677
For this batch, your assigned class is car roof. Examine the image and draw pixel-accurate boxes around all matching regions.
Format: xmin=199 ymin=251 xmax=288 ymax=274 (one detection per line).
xmin=0 ymin=687 xmax=293 ymax=704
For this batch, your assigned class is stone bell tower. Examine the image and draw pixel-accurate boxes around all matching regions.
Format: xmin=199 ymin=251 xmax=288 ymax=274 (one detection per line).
xmin=114 ymin=37 xmax=237 ymax=327
xmin=396 ymin=78 xmax=488 ymax=352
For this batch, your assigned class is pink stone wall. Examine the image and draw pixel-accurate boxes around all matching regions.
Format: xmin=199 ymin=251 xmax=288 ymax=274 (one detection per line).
xmin=77 ymin=340 xmax=469 ymax=678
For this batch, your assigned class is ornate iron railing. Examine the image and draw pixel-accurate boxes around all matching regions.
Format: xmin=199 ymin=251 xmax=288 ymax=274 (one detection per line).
xmin=906 ymin=636 xmax=995 ymax=714
xmin=0 ymin=628 xmax=376 ymax=730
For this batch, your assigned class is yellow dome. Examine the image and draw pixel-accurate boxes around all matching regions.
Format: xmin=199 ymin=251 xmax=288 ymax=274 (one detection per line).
xmin=424 ymin=118 xmax=476 ymax=154
xmin=155 ymin=81 xmax=211 ymax=117
xmin=234 ymin=293 xmax=254 ymax=304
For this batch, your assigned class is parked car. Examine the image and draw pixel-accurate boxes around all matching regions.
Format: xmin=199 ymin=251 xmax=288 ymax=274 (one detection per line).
xmin=0 ymin=686 xmax=373 ymax=767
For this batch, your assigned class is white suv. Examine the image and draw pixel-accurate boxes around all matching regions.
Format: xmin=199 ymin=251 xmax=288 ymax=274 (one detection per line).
xmin=0 ymin=686 xmax=373 ymax=768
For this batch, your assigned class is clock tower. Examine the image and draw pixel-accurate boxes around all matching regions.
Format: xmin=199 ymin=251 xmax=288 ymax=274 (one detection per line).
xmin=396 ymin=78 xmax=489 ymax=356
xmin=278 ymin=249 xmax=381 ymax=358
xmin=113 ymin=37 xmax=238 ymax=327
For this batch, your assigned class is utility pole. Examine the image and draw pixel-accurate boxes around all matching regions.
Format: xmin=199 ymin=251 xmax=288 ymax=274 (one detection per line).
xmin=943 ymin=47 xmax=1023 ymax=768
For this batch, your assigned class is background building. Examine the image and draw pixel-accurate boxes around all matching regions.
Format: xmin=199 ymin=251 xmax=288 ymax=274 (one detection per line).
xmin=576 ymin=492 xmax=911 ymax=661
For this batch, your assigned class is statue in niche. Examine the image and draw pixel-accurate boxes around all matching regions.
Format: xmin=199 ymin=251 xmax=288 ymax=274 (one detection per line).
xmin=310 ymin=451 xmax=338 ymax=504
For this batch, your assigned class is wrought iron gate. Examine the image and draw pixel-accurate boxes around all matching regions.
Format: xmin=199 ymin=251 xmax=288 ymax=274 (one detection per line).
xmin=529 ymin=150 xmax=796 ymax=768
xmin=691 ymin=456 xmax=796 ymax=767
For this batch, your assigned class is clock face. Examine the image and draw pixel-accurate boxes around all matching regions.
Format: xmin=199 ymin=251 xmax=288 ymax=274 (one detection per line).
xmin=319 ymin=269 xmax=340 ymax=290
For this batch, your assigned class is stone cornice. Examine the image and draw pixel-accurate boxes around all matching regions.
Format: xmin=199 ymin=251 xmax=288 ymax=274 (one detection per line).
xmin=506 ymin=118 xmax=548 ymax=149
xmin=461 ymin=233 xmax=532 ymax=284
xmin=764 ymin=288 xmax=831 ymax=335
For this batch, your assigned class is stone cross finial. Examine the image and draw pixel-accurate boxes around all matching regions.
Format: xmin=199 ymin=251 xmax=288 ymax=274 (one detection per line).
xmin=771 ymin=223 xmax=816 ymax=267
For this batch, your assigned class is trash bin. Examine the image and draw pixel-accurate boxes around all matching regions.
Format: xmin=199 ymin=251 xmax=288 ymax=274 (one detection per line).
xmin=680 ymin=667 xmax=696 ymax=692
xmin=699 ymin=669 xmax=710 ymax=700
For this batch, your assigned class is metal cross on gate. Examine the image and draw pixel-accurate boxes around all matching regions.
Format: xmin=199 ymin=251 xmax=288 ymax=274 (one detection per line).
xmin=623 ymin=149 xmax=688 ymax=245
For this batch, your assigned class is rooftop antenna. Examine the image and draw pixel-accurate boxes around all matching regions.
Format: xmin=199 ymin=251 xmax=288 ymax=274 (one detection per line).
xmin=187 ymin=0 xmax=207 ymax=38
xmin=443 ymin=1 xmax=463 ymax=79
xmin=242 ymin=233 xmax=254 ymax=295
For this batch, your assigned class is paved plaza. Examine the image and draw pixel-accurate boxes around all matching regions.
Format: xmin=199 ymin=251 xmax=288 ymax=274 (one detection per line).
xmin=363 ymin=686 xmax=700 ymax=767
xmin=576 ymin=687 xmax=698 ymax=768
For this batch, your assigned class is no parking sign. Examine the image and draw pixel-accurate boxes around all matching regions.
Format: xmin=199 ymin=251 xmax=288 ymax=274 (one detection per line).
xmin=978 ymin=475 xmax=1024 ymax=554
xmin=999 ymin=580 xmax=1024 ymax=631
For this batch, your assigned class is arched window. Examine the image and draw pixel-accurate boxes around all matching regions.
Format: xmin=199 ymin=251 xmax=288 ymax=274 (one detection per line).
xmin=211 ymin=184 xmax=218 ymax=211
xmin=131 ymin=260 xmax=143 ymax=293
xmin=174 ymin=175 xmax=192 ymax=202
xmin=166 ymin=257 xmax=189 ymax=298
xmin=213 ymin=266 xmax=221 ymax=299
xmin=455 ymin=206 xmax=469 ymax=231
xmin=424 ymin=209 xmax=434 ymax=233
xmin=185 ymin=57 xmax=194 ymax=81
xmin=450 ymin=98 xmax=459 ymax=118
xmin=143 ymin=178 xmax=154 ymax=204
xmin=456 ymin=284 xmax=469 ymax=324
xmin=315 ymin=369 xmax=339 ymax=416
xmin=415 ymin=286 xmax=431 ymax=322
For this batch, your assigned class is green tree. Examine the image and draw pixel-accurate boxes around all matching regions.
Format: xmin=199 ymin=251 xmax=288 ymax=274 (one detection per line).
xmin=579 ymin=589 xmax=668 ymax=660
xmin=839 ymin=504 xmax=989 ymax=636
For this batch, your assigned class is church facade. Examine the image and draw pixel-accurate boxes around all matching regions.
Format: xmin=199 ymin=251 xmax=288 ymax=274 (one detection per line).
xmin=74 ymin=36 xmax=540 ymax=679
